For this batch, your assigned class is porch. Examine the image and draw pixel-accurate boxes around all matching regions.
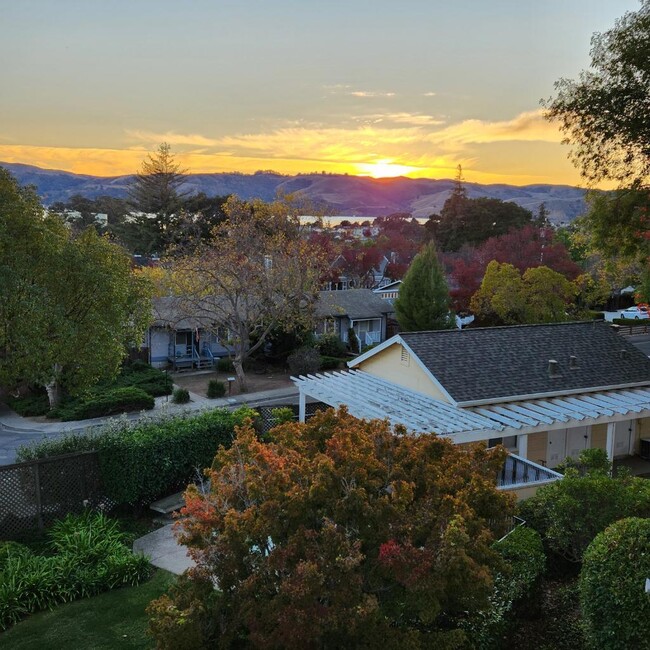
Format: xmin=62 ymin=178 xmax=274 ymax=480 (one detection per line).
xmin=166 ymin=329 xmax=232 ymax=371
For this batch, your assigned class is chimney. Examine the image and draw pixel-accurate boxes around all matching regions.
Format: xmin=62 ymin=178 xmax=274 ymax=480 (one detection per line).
xmin=548 ymin=359 xmax=559 ymax=377
xmin=569 ymin=355 xmax=578 ymax=369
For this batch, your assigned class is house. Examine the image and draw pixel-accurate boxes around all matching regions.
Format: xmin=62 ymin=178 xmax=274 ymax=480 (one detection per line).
xmin=315 ymin=289 xmax=393 ymax=349
xmin=373 ymin=280 xmax=402 ymax=303
xmin=293 ymin=321 xmax=650 ymax=497
xmin=323 ymin=254 xmax=392 ymax=291
xmin=146 ymin=296 xmax=232 ymax=370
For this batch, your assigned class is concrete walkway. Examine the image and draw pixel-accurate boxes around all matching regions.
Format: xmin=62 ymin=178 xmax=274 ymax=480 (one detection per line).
xmin=133 ymin=523 xmax=195 ymax=575
xmin=0 ymin=384 xmax=298 ymax=465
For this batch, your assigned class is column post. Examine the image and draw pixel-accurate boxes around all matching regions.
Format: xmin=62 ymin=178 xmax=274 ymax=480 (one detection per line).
xmin=298 ymin=391 xmax=306 ymax=423
xmin=517 ymin=434 xmax=528 ymax=460
xmin=606 ymin=422 xmax=616 ymax=464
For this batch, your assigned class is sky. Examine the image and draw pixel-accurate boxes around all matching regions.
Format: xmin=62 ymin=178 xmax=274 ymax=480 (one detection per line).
xmin=0 ymin=0 xmax=641 ymax=185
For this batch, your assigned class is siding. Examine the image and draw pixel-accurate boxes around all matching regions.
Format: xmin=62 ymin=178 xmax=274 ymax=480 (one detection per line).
xmin=526 ymin=432 xmax=548 ymax=466
xmin=357 ymin=342 xmax=450 ymax=402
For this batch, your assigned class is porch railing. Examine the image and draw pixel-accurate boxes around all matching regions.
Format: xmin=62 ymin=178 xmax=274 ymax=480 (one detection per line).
xmin=497 ymin=453 xmax=563 ymax=490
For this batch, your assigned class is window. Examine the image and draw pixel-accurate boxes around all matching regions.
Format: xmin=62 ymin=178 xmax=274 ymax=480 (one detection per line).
xmin=488 ymin=436 xmax=518 ymax=450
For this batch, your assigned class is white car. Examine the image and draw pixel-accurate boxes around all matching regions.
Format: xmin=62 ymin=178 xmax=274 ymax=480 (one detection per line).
xmin=620 ymin=306 xmax=649 ymax=319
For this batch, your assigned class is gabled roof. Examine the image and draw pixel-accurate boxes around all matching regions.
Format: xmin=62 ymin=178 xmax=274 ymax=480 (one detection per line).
xmin=316 ymin=289 xmax=393 ymax=320
xmin=397 ymin=322 xmax=650 ymax=404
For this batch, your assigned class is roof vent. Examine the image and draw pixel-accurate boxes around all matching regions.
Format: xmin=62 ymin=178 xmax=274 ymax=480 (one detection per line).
xmin=548 ymin=359 xmax=559 ymax=377
xmin=620 ymin=349 xmax=629 ymax=360
xmin=569 ymin=355 xmax=578 ymax=369
xmin=400 ymin=347 xmax=410 ymax=366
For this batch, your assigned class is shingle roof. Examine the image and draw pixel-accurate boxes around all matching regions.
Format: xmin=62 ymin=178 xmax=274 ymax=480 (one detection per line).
xmin=316 ymin=289 xmax=393 ymax=320
xmin=399 ymin=322 xmax=650 ymax=404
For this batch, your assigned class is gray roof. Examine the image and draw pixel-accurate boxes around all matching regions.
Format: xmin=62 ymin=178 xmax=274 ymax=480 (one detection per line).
xmin=400 ymin=322 xmax=650 ymax=404
xmin=317 ymin=289 xmax=393 ymax=320
xmin=152 ymin=296 xmax=216 ymax=330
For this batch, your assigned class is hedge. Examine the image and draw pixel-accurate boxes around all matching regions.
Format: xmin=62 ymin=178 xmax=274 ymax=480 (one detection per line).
xmin=320 ymin=356 xmax=344 ymax=370
xmin=580 ymin=518 xmax=650 ymax=650
xmin=16 ymin=407 xmax=257 ymax=507
xmin=207 ymin=379 xmax=226 ymax=398
xmin=53 ymin=386 xmax=155 ymax=421
xmin=612 ymin=317 xmax=649 ymax=326
xmin=99 ymin=407 xmax=256 ymax=505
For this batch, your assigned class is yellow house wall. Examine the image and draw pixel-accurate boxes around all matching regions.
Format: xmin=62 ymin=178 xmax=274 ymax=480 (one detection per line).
xmin=591 ymin=423 xmax=607 ymax=450
xmin=356 ymin=342 xmax=450 ymax=402
xmin=525 ymin=431 xmax=548 ymax=466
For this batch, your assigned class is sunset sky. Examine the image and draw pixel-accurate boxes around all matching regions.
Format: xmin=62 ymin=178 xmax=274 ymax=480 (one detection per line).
xmin=0 ymin=0 xmax=639 ymax=185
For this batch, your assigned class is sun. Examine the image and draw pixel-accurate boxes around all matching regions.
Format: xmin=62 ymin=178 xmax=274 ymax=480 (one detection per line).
xmin=355 ymin=159 xmax=419 ymax=178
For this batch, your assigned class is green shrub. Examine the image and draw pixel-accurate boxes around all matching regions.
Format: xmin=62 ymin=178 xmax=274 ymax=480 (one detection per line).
xmin=587 ymin=310 xmax=605 ymax=320
xmin=207 ymin=379 xmax=226 ymax=398
xmin=347 ymin=327 xmax=360 ymax=354
xmin=287 ymin=347 xmax=321 ymax=375
xmin=172 ymin=388 xmax=190 ymax=404
xmin=0 ymin=511 xmax=151 ymax=630
xmin=519 ymin=470 xmax=650 ymax=563
xmin=612 ymin=317 xmax=648 ymax=325
xmin=17 ymin=430 xmax=106 ymax=462
xmin=270 ymin=407 xmax=295 ymax=426
xmin=556 ymin=448 xmax=611 ymax=476
xmin=6 ymin=393 xmax=50 ymax=417
xmin=0 ymin=542 xmax=32 ymax=571
xmin=55 ymin=387 xmax=154 ymax=421
xmin=466 ymin=526 xmax=546 ymax=648
xmin=320 ymin=356 xmax=343 ymax=370
xmin=217 ymin=357 xmax=234 ymax=372
xmin=115 ymin=363 xmax=173 ymax=396
xmin=316 ymin=334 xmax=347 ymax=358
xmin=580 ymin=518 xmax=650 ymax=650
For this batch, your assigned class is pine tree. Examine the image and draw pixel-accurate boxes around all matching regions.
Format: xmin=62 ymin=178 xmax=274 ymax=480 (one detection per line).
xmin=394 ymin=242 xmax=453 ymax=331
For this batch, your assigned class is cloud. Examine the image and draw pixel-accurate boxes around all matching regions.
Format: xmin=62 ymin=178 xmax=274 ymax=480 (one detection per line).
xmin=348 ymin=90 xmax=396 ymax=98
xmin=324 ymin=84 xmax=396 ymax=98
xmin=359 ymin=112 xmax=445 ymax=127
xmin=125 ymin=129 xmax=218 ymax=147
xmin=423 ymin=92 xmax=437 ymax=97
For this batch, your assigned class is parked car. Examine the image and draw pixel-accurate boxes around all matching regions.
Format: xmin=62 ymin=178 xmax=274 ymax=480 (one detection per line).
xmin=620 ymin=306 xmax=649 ymax=319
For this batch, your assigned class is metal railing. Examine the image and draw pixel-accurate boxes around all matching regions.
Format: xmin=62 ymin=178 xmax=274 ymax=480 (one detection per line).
xmin=497 ymin=453 xmax=563 ymax=489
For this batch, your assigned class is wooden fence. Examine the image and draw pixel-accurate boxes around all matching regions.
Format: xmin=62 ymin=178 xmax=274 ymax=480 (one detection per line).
xmin=0 ymin=451 xmax=112 ymax=540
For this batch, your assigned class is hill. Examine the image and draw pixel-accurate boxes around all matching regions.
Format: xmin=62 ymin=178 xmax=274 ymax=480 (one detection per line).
xmin=0 ymin=162 xmax=588 ymax=224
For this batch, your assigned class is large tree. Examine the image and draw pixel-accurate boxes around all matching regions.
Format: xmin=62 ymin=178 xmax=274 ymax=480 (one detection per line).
xmin=394 ymin=241 xmax=453 ymax=331
xmin=172 ymin=196 xmax=326 ymax=391
xmin=0 ymin=167 xmax=152 ymax=407
xmin=128 ymin=142 xmax=188 ymax=254
xmin=544 ymin=1 xmax=650 ymax=187
xmin=148 ymin=408 xmax=512 ymax=649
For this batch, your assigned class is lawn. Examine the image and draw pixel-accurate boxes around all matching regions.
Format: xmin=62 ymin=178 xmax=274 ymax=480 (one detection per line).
xmin=1 ymin=569 xmax=174 ymax=650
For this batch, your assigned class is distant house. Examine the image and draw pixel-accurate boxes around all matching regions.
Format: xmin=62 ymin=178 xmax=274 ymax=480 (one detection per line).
xmin=146 ymin=296 xmax=232 ymax=370
xmin=323 ymin=254 xmax=392 ymax=291
xmin=315 ymin=289 xmax=393 ymax=349
xmin=294 ymin=322 xmax=650 ymax=498
xmin=373 ymin=280 xmax=402 ymax=303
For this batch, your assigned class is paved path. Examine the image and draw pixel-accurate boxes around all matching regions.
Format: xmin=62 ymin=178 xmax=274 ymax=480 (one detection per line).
xmin=0 ymin=385 xmax=298 ymax=465
xmin=133 ymin=523 xmax=195 ymax=575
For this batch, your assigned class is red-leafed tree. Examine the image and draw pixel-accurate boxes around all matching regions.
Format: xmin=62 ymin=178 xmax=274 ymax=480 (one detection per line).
xmin=148 ymin=409 xmax=513 ymax=649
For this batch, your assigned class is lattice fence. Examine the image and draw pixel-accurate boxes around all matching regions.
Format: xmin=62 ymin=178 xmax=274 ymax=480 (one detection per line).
xmin=257 ymin=402 xmax=330 ymax=435
xmin=0 ymin=451 xmax=113 ymax=540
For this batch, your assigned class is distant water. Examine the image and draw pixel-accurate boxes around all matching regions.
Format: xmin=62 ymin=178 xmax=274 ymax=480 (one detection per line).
xmin=299 ymin=215 xmax=429 ymax=226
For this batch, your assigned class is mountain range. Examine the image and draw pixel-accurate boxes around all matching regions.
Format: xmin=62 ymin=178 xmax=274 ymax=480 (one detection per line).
xmin=1 ymin=162 xmax=589 ymax=224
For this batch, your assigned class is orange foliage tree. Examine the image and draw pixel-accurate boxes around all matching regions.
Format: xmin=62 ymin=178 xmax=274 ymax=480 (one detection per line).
xmin=148 ymin=409 xmax=513 ymax=649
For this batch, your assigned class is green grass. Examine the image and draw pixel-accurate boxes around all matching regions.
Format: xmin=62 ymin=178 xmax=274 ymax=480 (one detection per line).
xmin=1 ymin=569 xmax=174 ymax=649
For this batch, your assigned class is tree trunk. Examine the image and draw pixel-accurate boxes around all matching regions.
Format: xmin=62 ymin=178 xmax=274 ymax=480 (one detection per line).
xmin=46 ymin=363 xmax=63 ymax=409
xmin=233 ymin=356 xmax=247 ymax=393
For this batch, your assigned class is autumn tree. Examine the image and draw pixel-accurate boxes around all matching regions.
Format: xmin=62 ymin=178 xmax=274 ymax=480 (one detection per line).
xmin=394 ymin=241 xmax=453 ymax=331
xmin=128 ymin=142 xmax=188 ymax=254
xmin=172 ymin=196 xmax=327 ymax=391
xmin=0 ymin=168 xmax=152 ymax=407
xmin=148 ymin=408 xmax=513 ymax=649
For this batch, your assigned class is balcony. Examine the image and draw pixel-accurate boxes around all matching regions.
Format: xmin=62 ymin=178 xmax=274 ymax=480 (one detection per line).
xmin=497 ymin=453 xmax=563 ymax=491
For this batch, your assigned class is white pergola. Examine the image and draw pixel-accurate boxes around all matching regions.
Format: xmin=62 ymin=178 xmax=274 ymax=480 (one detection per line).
xmin=292 ymin=370 xmax=650 ymax=460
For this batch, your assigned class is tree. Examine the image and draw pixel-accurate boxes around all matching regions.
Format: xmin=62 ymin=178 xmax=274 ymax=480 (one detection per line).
xmin=128 ymin=142 xmax=188 ymax=254
xmin=172 ymin=196 xmax=327 ymax=391
xmin=470 ymin=261 xmax=578 ymax=326
xmin=0 ymin=168 xmax=152 ymax=407
xmin=580 ymin=518 xmax=650 ymax=650
xmin=394 ymin=242 xmax=453 ymax=331
xmin=148 ymin=408 xmax=513 ymax=649
xmin=544 ymin=2 xmax=650 ymax=187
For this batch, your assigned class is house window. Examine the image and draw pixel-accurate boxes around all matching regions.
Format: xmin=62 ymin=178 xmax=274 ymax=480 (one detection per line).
xmin=488 ymin=436 xmax=518 ymax=450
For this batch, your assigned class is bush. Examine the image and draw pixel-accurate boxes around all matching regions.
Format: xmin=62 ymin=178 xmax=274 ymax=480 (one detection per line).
xmin=348 ymin=327 xmax=360 ymax=354
xmin=556 ymin=448 xmax=611 ymax=476
xmin=116 ymin=363 xmax=173 ymax=397
xmin=0 ymin=542 xmax=32 ymax=571
xmin=612 ymin=317 xmax=648 ymax=325
xmin=270 ymin=407 xmax=295 ymax=426
xmin=0 ymin=511 xmax=151 ymax=630
xmin=519 ymin=469 xmax=650 ymax=563
xmin=172 ymin=388 xmax=191 ymax=404
xmin=16 ymin=407 xmax=257 ymax=507
xmin=207 ymin=379 xmax=226 ymax=398
xmin=315 ymin=334 xmax=347 ymax=358
xmin=580 ymin=518 xmax=650 ymax=650
xmin=53 ymin=387 xmax=155 ymax=421
xmin=320 ymin=356 xmax=343 ymax=370
xmin=587 ymin=310 xmax=605 ymax=320
xmin=6 ymin=393 xmax=49 ymax=417
xmin=466 ymin=527 xmax=546 ymax=648
xmin=217 ymin=357 xmax=234 ymax=372
xmin=287 ymin=347 xmax=321 ymax=375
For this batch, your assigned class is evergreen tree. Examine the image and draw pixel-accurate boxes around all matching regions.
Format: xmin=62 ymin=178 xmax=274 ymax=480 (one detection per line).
xmin=394 ymin=242 xmax=453 ymax=331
